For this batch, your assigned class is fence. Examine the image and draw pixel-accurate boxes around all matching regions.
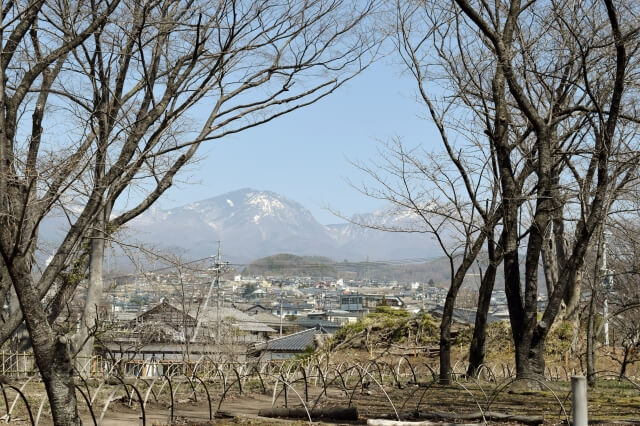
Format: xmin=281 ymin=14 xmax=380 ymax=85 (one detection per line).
xmin=0 ymin=351 xmax=35 ymax=378
xmin=0 ymin=351 xmax=224 ymax=379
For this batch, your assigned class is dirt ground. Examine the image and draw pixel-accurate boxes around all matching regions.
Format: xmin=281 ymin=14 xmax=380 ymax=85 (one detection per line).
xmin=57 ymin=379 xmax=638 ymax=425
xmin=4 ymin=352 xmax=639 ymax=425
xmin=5 ymin=381 xmax=637 ymax=426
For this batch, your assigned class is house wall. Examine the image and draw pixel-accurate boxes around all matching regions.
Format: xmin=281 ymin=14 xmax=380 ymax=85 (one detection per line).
xmin=262 ymin=351 xmax=296 ymax=361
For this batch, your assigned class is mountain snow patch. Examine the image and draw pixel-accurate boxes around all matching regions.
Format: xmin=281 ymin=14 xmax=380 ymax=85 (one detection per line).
xmin=226 ymin=199 xmax=234 ymax=207
xmin=247 ymin=193 xmax=284 ymax=215
xmin=253 ymin=215 xmax=261 ymax=224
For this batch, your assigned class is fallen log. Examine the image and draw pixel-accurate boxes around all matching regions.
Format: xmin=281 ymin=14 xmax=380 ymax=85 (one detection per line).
xmin=258 ymin=406 xmax=358 ymax=421
xmin=368 ymin=420 xmax=478 ymax=426
xmin=214 ymin=413 xmax=305 ymax=424
xmin=424 ymin=411 xmax=543 ymax=424
xmin=388 ymin=410 xmax=543 ymax=425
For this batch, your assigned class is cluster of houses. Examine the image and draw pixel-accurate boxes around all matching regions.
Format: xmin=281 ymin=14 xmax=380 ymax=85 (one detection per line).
xmin=96 ymin=287 xmax=408 ymax=374
xmin=93 ymin=272 xmax=525 ymax=376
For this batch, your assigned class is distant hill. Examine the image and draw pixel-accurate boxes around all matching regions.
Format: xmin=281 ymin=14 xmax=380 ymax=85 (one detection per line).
xmin=240 ymin=252 xmax=513 ymax=291
xmin=347 ymin=256 xmax=454 ymax=284
xmin=241 ymin=253 xmax=467 ymax=285
xmin=242 ymin=254 xmax=337 ymax=277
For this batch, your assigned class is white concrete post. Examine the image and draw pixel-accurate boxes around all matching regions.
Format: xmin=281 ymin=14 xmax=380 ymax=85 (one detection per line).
xmin=603 ymin=297 xmax=609 ymax=345
xmin=571 ymin=375 xmax=588 ymax=426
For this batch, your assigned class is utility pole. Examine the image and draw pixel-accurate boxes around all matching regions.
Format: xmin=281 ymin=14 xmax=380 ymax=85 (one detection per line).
xmin=601 ymin=234 xmax=613 ymax=346
xmin=191 ymin=242 xmax=228 ymax=345
xmin=279 ymin=281 xmax=284 ymax=337
xmin=215 ymin=242 xmax=222 ymax=344
xmin=365 ymin=256 xmax=369 ymax=283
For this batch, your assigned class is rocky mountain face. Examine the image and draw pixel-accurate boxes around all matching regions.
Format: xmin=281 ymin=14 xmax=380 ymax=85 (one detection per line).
xmin=124 ymin=188 xmax=441 ymax=264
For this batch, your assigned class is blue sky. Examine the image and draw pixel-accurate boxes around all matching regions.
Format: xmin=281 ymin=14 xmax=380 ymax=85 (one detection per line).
xmin=156 ymin=59 xmax=440 ymax=225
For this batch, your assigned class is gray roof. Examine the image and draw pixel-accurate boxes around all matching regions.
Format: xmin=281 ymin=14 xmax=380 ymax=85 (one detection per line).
xmin=263 ymin=326 xmax=329 ymax=352
xmin=249 ymin=312 xmax=287 ymax=327
xmin=190 ymin=306 xmax=276 ymax=333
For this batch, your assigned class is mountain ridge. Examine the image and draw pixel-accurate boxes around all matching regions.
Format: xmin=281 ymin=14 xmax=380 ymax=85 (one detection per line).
xmin=124 ymin=188 xmax=441 ymax=264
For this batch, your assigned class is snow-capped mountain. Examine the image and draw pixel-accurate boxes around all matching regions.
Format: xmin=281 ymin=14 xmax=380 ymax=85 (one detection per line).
xmin=127 ymin=189 xmax=336 ymax=262
xmin=326 ymin=207 xmax=443 ymax=261
xmin=36 ymin=188 xmax=443 ymax=268
xmin=117 ymin=188 xmax=442 ymax=264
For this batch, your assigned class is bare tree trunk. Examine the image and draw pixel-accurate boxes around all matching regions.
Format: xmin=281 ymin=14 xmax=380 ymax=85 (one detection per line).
xmin=586 ymin=290 xmax=597 ymax=387
xmin=564 ymin=270 xmax=583 ymax=320
xmin=467 ymin=265 xmax=497 ymax=377
xmin=75 ymin=221 xmax=106 ymax=372
xmin=526 ymin=334 xmax=547 ymax=376
xmin=439 ymin=234 xmax=487 ymax=384
xmin=619 ymin=348 xmax=630 ymax=379
xmin=11 ymin=257 xmax=80 ymax=425
xmin=438 ymin=321 xmax=453 ymax=385
xmin=439 ymin=283 xmax=462 ymax=385
xmin=467 ymin=231 xmax=502 ymax=377
xmin=541 ymin=235 xmax=559 ymax=297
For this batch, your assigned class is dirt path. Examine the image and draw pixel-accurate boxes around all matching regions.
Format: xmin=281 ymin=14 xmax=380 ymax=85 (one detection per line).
xmin=81 ymin=392 xmax=310 ymax=425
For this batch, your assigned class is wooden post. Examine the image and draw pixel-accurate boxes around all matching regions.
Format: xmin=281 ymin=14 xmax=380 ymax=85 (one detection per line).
xmin=612 ymin=329 xmax=616 ymax=354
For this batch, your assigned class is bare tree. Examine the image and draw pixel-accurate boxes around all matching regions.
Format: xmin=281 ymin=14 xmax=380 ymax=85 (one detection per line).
xmin=396 ymin=0 xmax=640 ymax=382
xmin=0 ymin=0 xmax=378 ymax=423
xmin=592 ymin=214 xmax=640 ymax=380
xmin=351 ymin=137 xmax=502 ymax=383
xmin=377 ymin=1 xmax=536 ymax=382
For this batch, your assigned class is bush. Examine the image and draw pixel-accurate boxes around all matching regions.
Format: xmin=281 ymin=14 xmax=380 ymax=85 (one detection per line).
xmin=546 ymin=321 xmax=574 ymax=356
xmin=331 ymin=307 xmax=438 ymax=348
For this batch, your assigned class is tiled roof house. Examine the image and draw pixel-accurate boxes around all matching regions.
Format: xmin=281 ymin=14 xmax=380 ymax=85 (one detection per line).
xmin=254 ymin=325 xmax=330 ymax=360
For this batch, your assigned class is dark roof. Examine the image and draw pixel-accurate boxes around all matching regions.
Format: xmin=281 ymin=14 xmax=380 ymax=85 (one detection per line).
xmin=244 ymin=304 xmax=269 ymax=312
xmin=295 ymin=318 xmax=341 ymax=330
xmin=311 ymin=310 xmax=358 ymax=317
xmin=277 ymin=303 xmax=314 ymax=310
xmin=263 ymin=326 xmax=329 ymax=352
xmin=135 ymin=300 xmax=195 ymax=323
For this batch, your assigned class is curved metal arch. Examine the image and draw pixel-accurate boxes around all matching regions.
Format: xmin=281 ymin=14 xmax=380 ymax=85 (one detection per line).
xmin=0 ymin=383 xmax=35 ymax=426
xmin=75 ymin=385 xmax=96 ymax=426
